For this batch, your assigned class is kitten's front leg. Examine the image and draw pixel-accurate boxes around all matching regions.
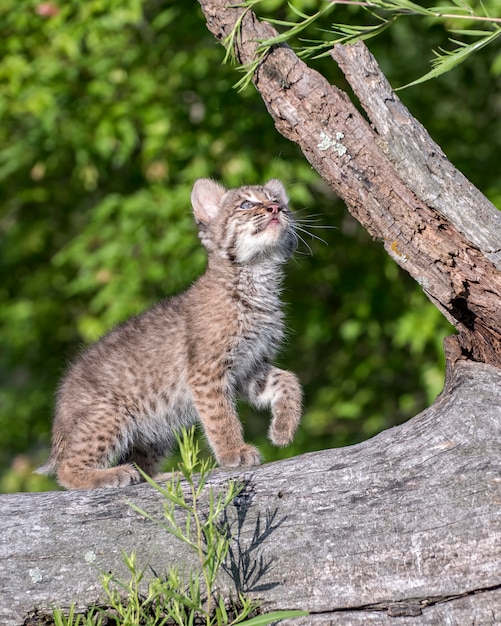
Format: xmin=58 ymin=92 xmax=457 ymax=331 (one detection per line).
xmin=246 ymin=366 xmax=303 ymax=447
xmin=190 ymin=377 xmax=260 ymax=467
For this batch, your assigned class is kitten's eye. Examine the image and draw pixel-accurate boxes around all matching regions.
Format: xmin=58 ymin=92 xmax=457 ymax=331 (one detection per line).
xmin=240 ymin=201 xmax=256 ymax=210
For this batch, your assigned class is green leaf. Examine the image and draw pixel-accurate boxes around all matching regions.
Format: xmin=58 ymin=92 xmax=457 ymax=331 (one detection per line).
xmin=238 ymin=610 xmax=309 ymax=625
xmin=299 ymin=18 xmax=394 ymax=59
xmin=370 ymin=0 xmax=432 ymax=16
xmin=217 ymin=595 xmax=228 ymax=623
xmin=449 ymin=28 xmax=494 ymax=36
xmin=431 ymin=0 xmax=473 ymax=11
xmin=398 ymin=26 xmax=501 ymax=89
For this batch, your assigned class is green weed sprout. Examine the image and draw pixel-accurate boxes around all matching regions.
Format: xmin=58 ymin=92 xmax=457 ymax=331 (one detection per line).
xmin=52 ymin=427 xmax=307 ymax=625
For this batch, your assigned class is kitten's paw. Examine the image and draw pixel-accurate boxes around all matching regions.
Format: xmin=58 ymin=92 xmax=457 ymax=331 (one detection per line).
xmin=57 ymin=464 xmax=141 ymax=489
xmin=217 ymin=444 xmax=261 ymax=468
xmin=269 ymin=421 xmax=296 ymax=447
xmin=101 ymin=465 xmax=142 ymax=488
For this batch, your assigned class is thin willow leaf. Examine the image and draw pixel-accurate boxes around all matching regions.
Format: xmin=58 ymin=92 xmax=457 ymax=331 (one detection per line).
xmin=238 ymin=610 xmax=309 ymax=625
xmin=233 ymin=54 xmax=264 ymax=92
xmin=228 ymin=0 xmax=263 ymax=7
xmin=222 ymin=7 xmax=252 ymax=70
xmin=217 ymin=595 xmax=228 ymax=623
xmin=371 ymin=0 xmax=432 ymax=16
xmin=398 ymin=27 xmax=501 ymax=89
xmin=430 ymin=4 xmax=473 ymax=14
xmin=443 ymin=0 xmax=474 ymax=9
xmin=256 ymin=6 xmax=334 ymax=47
xmin=442 ymin=37 xmax=470 ymax=48
xmin=450 ymin=28 xmax=495 ymax=36
xmin=228 ymin=0 xmax=501 ymax=92
xmin=287 ymin=1 xmax=312 ymax=21
xmin=298 ymin=18 xmax=394 ymax=58
xmin=265 ymin=17 xmax=306 ymax=27
xmin=434 ymin=29 xmax=501 ymax=60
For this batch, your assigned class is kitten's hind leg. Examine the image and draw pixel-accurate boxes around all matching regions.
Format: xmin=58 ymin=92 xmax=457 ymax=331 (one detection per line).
xmin=128 ymin=442 xmax=170 ymax=479
xmin=245 ymin=367 xmax=303 ymax=447
xmin=55 ymin=414 xmax=141 ymax=489
xmin=57 ymin=462 xmax=140 ymax=490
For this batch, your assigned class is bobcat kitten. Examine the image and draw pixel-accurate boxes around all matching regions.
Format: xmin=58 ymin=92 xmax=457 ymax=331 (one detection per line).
xmin=38 ymin=179 xmax=302 ymax=489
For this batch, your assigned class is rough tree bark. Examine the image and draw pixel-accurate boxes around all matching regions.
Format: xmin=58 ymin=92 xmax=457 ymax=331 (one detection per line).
xmin=198 ymin=0 xmax=501 ymax=369
xmin=2 ymin=3 xmax=500 ymax=625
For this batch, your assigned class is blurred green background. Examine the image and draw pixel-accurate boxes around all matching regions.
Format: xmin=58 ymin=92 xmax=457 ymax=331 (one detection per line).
xmin=1 ymin=0 xmax=499 ymax=492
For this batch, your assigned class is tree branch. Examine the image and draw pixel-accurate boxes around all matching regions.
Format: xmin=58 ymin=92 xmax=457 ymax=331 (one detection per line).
xmin=198 ymin=0 xmax=501 ymax=367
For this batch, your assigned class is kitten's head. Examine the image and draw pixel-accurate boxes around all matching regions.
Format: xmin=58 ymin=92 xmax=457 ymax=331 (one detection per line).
xmin=191 ymin=179 xmax=297 ymax=264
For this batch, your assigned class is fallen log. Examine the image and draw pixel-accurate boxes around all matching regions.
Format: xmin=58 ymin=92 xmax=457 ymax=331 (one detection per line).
xmin=2 ymin=359 xmax=500 ymax=625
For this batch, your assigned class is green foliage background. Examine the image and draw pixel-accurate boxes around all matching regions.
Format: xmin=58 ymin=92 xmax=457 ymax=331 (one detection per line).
xmin=1 ymin=0 xmax=499 ymax=492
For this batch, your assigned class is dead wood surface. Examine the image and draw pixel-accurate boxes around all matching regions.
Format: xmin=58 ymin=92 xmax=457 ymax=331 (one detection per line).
xmin=331 ymin=43 xmax=501 ymax=271
xmin=198 ymin=0 xmax=501 ymax=368
xmin=2 ymin=361 xmax=501 ymax=625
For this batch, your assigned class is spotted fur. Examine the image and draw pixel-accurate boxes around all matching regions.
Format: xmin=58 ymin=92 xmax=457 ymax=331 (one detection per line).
xmin=37 ymin=179 xmax=303 ymax=489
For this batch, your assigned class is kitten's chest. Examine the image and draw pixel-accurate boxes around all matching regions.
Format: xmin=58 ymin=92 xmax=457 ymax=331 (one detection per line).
xmin=230 ymin=272 xmax=285 ymax=370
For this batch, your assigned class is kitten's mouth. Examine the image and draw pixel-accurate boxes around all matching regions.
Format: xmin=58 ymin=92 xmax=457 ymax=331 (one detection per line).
xmin=265 ymin=215 xmax=282 ymax=229
xmin=253 ymin=213 xmax=286 ymax=236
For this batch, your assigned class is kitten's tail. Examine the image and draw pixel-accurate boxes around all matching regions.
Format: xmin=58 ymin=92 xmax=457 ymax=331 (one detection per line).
xmin=35 ymin=456 xmax=58 ymax=476
xmin=35 ymin=434 xmax=64 ymax=476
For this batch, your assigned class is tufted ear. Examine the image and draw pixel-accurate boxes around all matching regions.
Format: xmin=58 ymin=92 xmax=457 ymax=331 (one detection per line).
xmin=264 ymin=179 xmax=288 ymax=208
xmin=191 ymin=179 xmax=227 ymax=225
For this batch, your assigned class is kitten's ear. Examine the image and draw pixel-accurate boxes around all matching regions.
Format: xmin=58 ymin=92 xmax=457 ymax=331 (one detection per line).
xmin=191 ymin=179 xmax=227 ymax=225
xmin=264 ymin=179 xmax=288 ymax=207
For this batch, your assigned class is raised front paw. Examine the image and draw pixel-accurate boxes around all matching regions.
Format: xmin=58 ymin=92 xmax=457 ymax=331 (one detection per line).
xmin=216 ymin=444 xmax=261 ymax=468
xmin=269 ymin=419 xmax=297 ymax=447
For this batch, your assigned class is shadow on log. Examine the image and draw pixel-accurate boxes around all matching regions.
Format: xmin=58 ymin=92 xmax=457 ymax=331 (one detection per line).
xmin=2 ymin=358 xmax=500 ymax=625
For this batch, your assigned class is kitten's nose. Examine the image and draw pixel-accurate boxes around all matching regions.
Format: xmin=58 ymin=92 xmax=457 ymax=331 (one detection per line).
xmin=267 ymin=203 xmax=281 ymax=214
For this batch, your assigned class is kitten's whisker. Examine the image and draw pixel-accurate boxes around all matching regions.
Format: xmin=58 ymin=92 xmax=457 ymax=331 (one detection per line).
xmin=294 ymin=214 xmax=335 ymax=222
xmin=294 ymin=225 xmax=329 ymax=246
xmin=294 ymin=218 xmax=324 ymax=225
xmin=293 ymin=209 xmax=335 ymax=219
xmin=294 ymin=216 xmax=337 ymax=231
xmin=292 ymin=250 xmax=310 ymax=262
xmin=295 ymin=221 xmax=337 ymax=230
xmin=293 ymin=231 xmax=314 ymax=256
xmin=294 ymin=210 xmax=325 ymax=215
